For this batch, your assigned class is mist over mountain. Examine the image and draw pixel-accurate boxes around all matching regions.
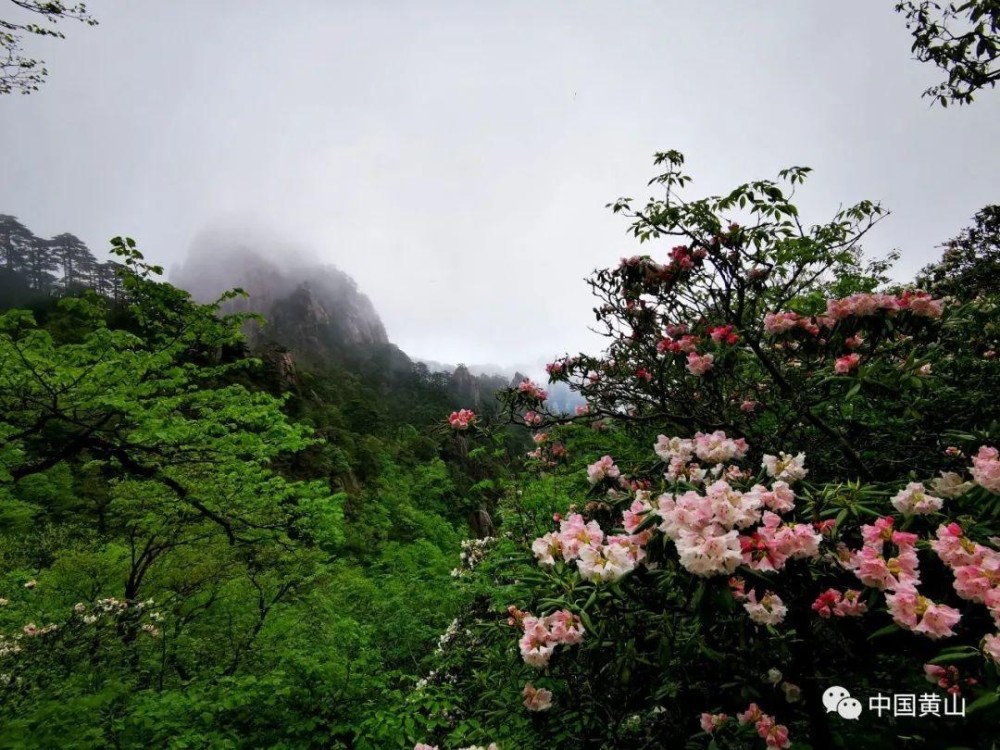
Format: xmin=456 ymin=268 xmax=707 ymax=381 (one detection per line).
xmin=1 ymin=215 xmax=583 ymax=415
xmin=172 ymin=230 xmax=392 ymax=366
xmin=417 ymin=357 xmax=584 ymax=414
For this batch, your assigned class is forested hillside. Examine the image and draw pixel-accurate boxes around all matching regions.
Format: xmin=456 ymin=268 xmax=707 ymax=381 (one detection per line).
xmin=0 ymin=230 xmax=525 ymax=747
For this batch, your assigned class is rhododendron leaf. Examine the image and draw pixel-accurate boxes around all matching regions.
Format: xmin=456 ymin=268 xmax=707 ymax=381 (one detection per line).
xmin=835 ymin=508 xmax=849 ymax=528
xmin=966 ymin=691 xmax=999 ymax=715
xmin=697 ymin=642 xmax=726 ymax=662
xmin=927 ymin=651 xmax=981 ymax=664
xmin=868 ymin=623 xmax=903 ymax=640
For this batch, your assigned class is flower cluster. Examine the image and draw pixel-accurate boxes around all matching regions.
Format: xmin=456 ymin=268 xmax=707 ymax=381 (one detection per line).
xmin=522 ymin=682 xmax=553 ymax=711
xmin=736 ymin=703 xmax=791 ymax=749
xmin=685 ymin=351 xmax=714 ymax=376
xmin=741 ymin=590 xmax=788 ymax=626
xmin=708 ymin=324 xmax=739 ymax=345
xmin=931 ymin=521 xmax=1000 ymax=649
xmin=763 ymin=291 xmax=945 ymax=341
xmin=448 ymin=408 xmax=476 ymax=430
xmin=834 ymin=353 xmax=860 ymax=374
xmin=513 ymin=607 xmax=584 ymax=668
xmin=701 ymin=704 xmax=790 ymax=749
xmin=532 ymin=512 xmax=643 ymax=583
xmin=586 ymin=455 xmax=620 ymax=485
xmin=843 ymin=517 xmax=961 ymax=639
xmin=924 ymin=663 xmax=977 ymax=695
xmin=761 ymin=452 xmax=807 ymax=482
xmin=971 ymin=446 xmax=1000 ymax=493
xmin=451 ymin=537 xmax=496 ymax=577
xmin=21 ymin=622 xmax=58 ymax=637
xmin=654 ymin=431 xmax=748 ymax=482
xmin=651 ymin=434 xmax=818 ymax=580
xmin=545 ymin=357 xmax=574 ymax=377
xmin=891 ymin=482 xmax=944 ymax=516
xmin=517 ymin=378 xmax=548 ymax=402
xmin=810 ymin=588 xmax=867 ymax=618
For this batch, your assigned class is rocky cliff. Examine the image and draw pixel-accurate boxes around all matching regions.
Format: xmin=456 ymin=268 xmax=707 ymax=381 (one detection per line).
xmin=172 ymin=233 xmax=390 ymax=366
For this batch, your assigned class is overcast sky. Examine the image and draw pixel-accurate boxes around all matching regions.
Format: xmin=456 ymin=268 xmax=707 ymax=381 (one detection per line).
xmin=1 ymin=1 xmax=997 ymax=367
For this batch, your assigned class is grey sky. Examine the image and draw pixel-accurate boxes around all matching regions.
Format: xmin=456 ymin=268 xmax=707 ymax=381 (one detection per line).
xmin=1 ymin=1 xmax=997 ymax=367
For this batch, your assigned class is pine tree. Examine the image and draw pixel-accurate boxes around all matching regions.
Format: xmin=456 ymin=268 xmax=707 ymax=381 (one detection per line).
xmin=49 ymin=232 xmax=96 ymax=290
xmin=0 ymin=215 xmax=35 ymax=273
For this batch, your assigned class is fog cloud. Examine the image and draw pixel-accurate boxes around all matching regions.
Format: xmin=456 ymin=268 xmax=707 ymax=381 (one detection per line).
xmin=1 ymin=1 xmax=997 ymax=365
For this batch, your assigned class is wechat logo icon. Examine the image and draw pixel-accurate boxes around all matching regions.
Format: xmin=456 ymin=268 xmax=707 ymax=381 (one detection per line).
xmin=823 ymin=686 xmax=862 ymax=720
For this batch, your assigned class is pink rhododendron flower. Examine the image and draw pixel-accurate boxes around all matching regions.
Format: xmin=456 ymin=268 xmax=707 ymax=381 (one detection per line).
xmin=811 ymin=588 xmax=867 ymax=618
xmin=622 ymin=493 xmax=653 ymax=534
xmin=764 ymin=311 xmax=800 ymax=334
xmin=523 ymin=410 xmax=543 ymax=426
xmin=952 ymin=556 xmax=1000 ymax=603
xmin=654 ymin=435 xmax=695 ymax=465
xmin=557 ymin=513 xmax=605 ymax=560
xmin=677 ymin=334 xmax=701 ymax=352
xmin=686 ymin=351 xmax=715 ymax=376
xmin=546 ymin=610 xmax=585 ymax=645
xmin=762 ymin=722 xmax=791 ymax=750
xmin=522 ymin=683 xmax=553 ymax=711
xmin=971 ymin=446 xmax=1000 ymax=493
xmin=759 ymin=481 xmax=795 ymax=513
xmin=826 ymin=297 xmax=855 ymax=320
xmin=741 ymin=400 xmax=758 ymax=412
xmin=531 ymin=532 xmax=562 ymax=567
xmin=449 ymin=409 xmax=476 ymax=430
xmin=699 ymin=712 xmax=728 ymax=733
xmin=931 ymin=522 xmax=984 ymax=568
xmin=693 ymin=431 xmax=749 ymax=464
xmin=675 ymin=527 xmax=743 ymax=576
xmin=834 ymin=353 xmax=860 ymax=374
xmin=899 ymin=289 xmax=945 ymax=317
xmin=414 ymin=744 xmax=438 ymax=750
xmin=575 ymin=404 xmax=590 ymax=416
xmin=577 ymin=541 xmax=639 ymax=582
xmin=587 ymin=455 xmax=621 ymax=485
xmin=886 ymin=591 xmax=961 ymax=639
xmin=845 ymin=518 xmax=923 ymax=592
xmin=517 ymin=609 xmax=585 ymax=667
xmin=924 ymin=664 xmax=976 ymax=694
xmin=517 ymin=378 xmax=548 ymax=401
xmin=891 ymin=482 xmax=944 ymax=516
xmin=546 ymin=358 xmax=572 ymax=376
xmin=705 ymin=480 xmax=763 ymax=529
xmin=737 ymin=703 xmax=767 ymax=726
xmin=709 ymin=324 xmax=739 ymax=345
xmin=519 ymin=620 xmax=556 ymax=667
xmin=761 ymin=452 xmax=808 ymax=483
xmin=743 ymin=590 xmax=788 ymax=625
xmin=983 ymin=633 xmax=1000 ymax=664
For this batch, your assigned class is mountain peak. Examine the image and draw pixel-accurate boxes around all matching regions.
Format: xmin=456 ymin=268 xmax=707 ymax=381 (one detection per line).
xmin=172 ymin=232 xmax=389 ymax=364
